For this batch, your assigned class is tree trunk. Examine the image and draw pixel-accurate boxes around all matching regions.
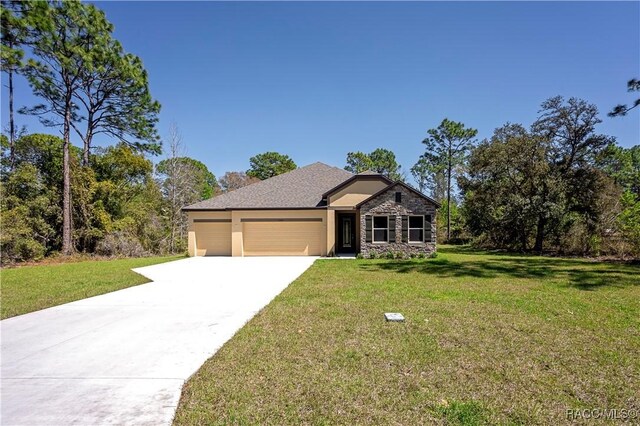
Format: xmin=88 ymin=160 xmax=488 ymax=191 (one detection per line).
xmin=520 ymin=229 xmax=528 ymax=251
xmin=8 ymin=67 xmax=15 ymax=170
xmin=446 ymin=150 xmax=452 ymax=242
xmin=82 ymin=134 xmax=90 ymax=167
xmin=534 ymin=216 xmax=545 ymax=253
xmin=170 ymin=207 xmax=176 ymax=254
xmin=62 ymin=96 xmax=73 ymax=255
xmin=82 ymin=114 xmax=92 ymax=166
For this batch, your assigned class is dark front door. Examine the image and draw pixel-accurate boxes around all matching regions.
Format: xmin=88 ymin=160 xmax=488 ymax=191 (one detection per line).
xmin=337 ymin=213 xmax=356 ymax=253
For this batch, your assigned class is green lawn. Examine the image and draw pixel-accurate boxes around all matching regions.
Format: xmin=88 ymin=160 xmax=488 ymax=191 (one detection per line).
xmin=1 ymin=255 xmax=183 ymax=319
xmin=174 ymin=246 xmax=640 ymax=425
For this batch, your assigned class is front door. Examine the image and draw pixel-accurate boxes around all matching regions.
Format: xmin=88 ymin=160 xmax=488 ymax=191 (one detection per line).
xmin=337 ymin=214 xmax=356 ymax=253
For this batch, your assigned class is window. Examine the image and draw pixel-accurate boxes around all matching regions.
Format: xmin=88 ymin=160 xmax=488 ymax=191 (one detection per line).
xmin=342 ymin=216 xmax=352 ymax=248
xmin=409 ymin=216 xmax=424 ymax=242
xmin=395 ymin=192 xmax=402 ymax=203
xmin=373 ymin=216 xmax=389 ymax=243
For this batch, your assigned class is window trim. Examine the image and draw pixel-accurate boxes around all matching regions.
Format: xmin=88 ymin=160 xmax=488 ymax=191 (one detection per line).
xmin=372 ymin=215 xmax=389 ymax=243
xmin=408 ymin=215 xmax=424 ymax=243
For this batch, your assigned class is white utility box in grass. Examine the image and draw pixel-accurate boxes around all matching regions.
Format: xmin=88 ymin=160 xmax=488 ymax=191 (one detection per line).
xmin=384 ymin=312 xmax=405 ymax=322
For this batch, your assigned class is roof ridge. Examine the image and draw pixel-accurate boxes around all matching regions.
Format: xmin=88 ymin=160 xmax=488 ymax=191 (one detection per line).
xmin=357 ymin=170 xmax=382 ymax=175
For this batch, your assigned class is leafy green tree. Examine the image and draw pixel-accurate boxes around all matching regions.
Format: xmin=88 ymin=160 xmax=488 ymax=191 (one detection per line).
xmin=460 ymin=124 xmax=560 ymax=250
xmin=118 ymin=175 xmax=165 ymax=255
xmin=1 ymin=163 xmax=60 ymax=262
xmin=410 ymin=156 xmax=430 ymax=193
xmin=20 ymin=0 xmax=114 ymax=254
xmin=157 ymin=157 xmax=218 ymax=201
xmin=4 ymin=133 xmax=67 ymax=186
xmin=411 ymin=156 xmax=445 ymax=198
xmin=89 ymin=144 xmax=163 ymax=256
xmin=462 ymin=98 xmax=616 ymax=253
xmin=1 ymin=131 xmax=172 ymax=262
xmin=533 ymin=96 xmax=613 ymax=171
xmin=422 ymin=119 xmax=478 ymax=241
xmin=1 ymin=133 xmax=69 ymax=259
xmin=91 ymin=143 xmax=154 ymax=220
xmin=184 ymin=158 xmax=218 ymax=200
xmin=344 ymin=148 xmax=403 ymax=181
xmin=155 ymin=124 xmax=218 ymax=253
xmin=345 ymin=151 xmax=373 ymax=174
xmin=609 ymin=78 xmax=640 ymax=117
xmin=1 ymin=0 xmax=29 ymax=168
xmin=72 ymin=36 xmax=161 ymax=165
xmin=246 ymin=151 xmax=297 ymax=180
xmin=532 ymin=96 xmax=613 ymax=251
xmin=597 ymin=144 xmax=640 ymax=196
xmin=619 ymin=190 xmax=640 ymax=254
xmin=597 ymin=144 xmax=640 ymax=255
xmin=368 ymin=148 xmax=404 ymax=181
xmin=71 ymin=161 xmax=101 ymax=252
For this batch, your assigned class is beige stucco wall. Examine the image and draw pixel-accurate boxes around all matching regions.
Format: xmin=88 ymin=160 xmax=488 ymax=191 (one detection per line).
xmin=328 ymin=179 xmax=389 ymax=208
xmin=187 ymin=211 xmax=232 ymax=256
xmin=326 ymin=209 xmax=335 ymax=255
xmin=187 ymin=209 xmax=329 ymax=256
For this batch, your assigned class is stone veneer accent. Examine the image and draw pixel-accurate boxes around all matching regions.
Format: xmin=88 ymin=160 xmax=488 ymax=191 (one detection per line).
xmin=359 ymin=184 xmax=437 ymax=258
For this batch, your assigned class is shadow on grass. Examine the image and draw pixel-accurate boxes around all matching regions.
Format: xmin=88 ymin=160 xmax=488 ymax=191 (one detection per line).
xmin=360 ymin=248 xmax=640 ymax=290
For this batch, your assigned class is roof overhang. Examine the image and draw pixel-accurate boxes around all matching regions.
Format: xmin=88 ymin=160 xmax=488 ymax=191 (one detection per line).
xmin=182 ymin=206 xmax=328 ymax=212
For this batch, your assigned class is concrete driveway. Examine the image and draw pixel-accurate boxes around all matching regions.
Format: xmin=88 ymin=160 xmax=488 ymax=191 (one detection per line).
xmin=1 ymin=256 xmax=316 ymax=425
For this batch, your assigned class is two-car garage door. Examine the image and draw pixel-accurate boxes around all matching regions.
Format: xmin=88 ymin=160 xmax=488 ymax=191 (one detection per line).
xmin=195 ymin=218 xmax=322 ymax=256
xmin=243 ymin=220 xmax=322 ymax=256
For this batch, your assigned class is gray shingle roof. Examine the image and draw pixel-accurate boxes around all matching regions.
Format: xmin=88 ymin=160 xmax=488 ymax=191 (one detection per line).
xmin=183 ymin=162 xmax=354 ymax=210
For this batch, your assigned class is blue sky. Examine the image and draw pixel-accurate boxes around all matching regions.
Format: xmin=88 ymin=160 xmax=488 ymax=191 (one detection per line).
xmin=2 ymin=1 xmax=639 ymax=182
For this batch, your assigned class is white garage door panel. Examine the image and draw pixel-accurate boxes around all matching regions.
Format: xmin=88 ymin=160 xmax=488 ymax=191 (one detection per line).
xmin=194 ymin=222 xmax=232 ymax=256
xmin=243 ymin=221 xmax=322 ymax=256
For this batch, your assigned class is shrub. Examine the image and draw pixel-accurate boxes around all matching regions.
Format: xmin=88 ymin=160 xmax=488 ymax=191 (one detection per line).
xmin=368 ymin=251 xmax=378 ymax=259
xmin=385 ymin=250 xmax=395 ymax=259
xmin=95 ymin=231 xmax=148 ymax=257
xmin=356 ymin=253 xmax=364 ymax=259
xmin=429 ymin=251 xmax=438 ymax=259
xmin=17 ymin=239 xmax=46 ymax=261
xmin=417 ymin=252 xmax=426 ymax=259
xmin=0 ymin=208 xmax=47 ymax=264
xmin=619 ymin=190 xmax=640 ymax=256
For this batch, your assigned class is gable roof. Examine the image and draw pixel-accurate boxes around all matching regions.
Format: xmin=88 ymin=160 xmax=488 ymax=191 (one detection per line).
xmin=183 ymin=162 xmax=354 ymax=211
xmin=321 ymin=172 xmax=394 ymax=198
xmin=355 ymin=181 xmax=442 ymax=208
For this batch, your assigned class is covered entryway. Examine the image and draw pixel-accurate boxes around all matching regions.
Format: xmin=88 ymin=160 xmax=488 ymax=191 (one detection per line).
xmin=242 ymin=219 xmax=323 ymax=256
xmin=194 ymin=220 xmax=232 ymax=256
xmin=336 ymin=212 xmax=357 ymax=254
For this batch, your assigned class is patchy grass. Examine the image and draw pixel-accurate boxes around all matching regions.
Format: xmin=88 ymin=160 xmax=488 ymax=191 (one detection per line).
xmin=174 ymin=246 xmax=640 ymax=425
xmin=1 ymin=255 xmax=183 ymax=319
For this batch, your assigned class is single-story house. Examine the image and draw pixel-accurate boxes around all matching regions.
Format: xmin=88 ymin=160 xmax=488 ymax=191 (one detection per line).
xmin=183 ymin=162 xmax=440 ymax=257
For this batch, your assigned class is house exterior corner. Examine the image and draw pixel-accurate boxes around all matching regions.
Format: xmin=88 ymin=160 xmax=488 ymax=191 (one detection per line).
xmin=359 ymin=184 xmax=437 ymax=258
